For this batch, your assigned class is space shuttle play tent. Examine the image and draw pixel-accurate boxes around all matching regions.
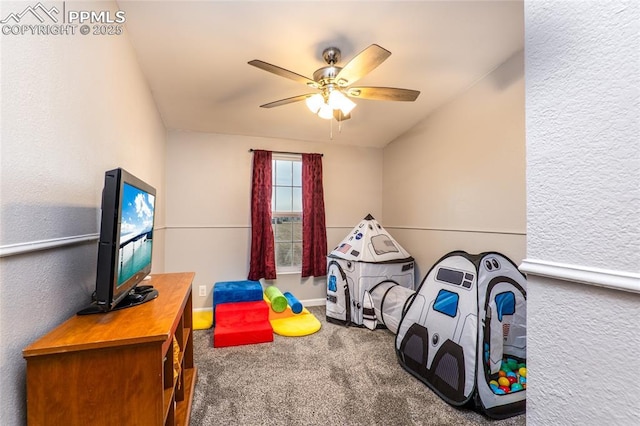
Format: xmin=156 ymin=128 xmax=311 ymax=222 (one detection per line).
xmin=395 ymin=251 xmax=527 ymax=419
xmin=326 ymin=214 xmax=415 ymax=328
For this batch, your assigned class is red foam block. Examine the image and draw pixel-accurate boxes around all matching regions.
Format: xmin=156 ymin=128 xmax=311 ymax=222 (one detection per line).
xmin=215 ymin=300 xmax=269 ymax=326
xmin=213 ymin=321 xmax=273 ymax=348
xmin=213 ymin=300 xmax=273 ymax=348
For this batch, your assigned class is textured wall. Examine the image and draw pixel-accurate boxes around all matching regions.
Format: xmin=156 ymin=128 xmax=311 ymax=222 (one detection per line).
xmin=528 ymin=277 xmax=640 ymax=424
xmin=164 ymin=131 xmax=384 ymax=309
xmin=0 ymin=2 xmax=166 ymax=424
xmin=526 ymin=0 xmax=640 ymax=270
xmin=525 ymin=1 xmax=640 ymax=424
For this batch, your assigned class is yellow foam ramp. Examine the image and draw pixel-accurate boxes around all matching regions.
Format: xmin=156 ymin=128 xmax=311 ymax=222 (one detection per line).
xmin=264 ymin=296 xmax=321 ymax=337
xmin=271 ymin=314 xmax=321 ymax=337
xmin=193 ymin=310 xmax=213 ymax=330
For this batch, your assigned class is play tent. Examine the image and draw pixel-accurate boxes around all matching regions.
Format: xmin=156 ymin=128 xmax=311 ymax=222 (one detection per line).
xmin=369 ymin=280 xmax=416 ymax=334
xmin=326 ymin=214 xmax=415 ymax=328
xmin=395 ymin=251 xmax=527 ymax=419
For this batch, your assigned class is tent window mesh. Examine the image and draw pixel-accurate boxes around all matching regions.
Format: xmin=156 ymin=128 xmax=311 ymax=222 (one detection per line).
xmin=371 ymin=234 xmax=399 ymax=255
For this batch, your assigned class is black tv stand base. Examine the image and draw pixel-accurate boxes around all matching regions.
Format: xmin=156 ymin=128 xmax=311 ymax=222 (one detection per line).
xmin=77 ymin=287 xmax=159 ymax=315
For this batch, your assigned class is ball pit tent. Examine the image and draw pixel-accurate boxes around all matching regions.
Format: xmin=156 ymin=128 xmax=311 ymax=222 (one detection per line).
xmin=326 ymin=214 xmax=415 ymax=328
xmin=394 ymin=251 xmax=527 ymax=419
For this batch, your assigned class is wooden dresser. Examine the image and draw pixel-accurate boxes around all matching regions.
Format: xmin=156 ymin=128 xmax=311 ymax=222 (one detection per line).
xmin=23 ymin=272 xmax=197 ymax=425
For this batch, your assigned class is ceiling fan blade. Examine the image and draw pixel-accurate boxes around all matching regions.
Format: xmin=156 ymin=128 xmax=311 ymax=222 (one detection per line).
xmin=346 ymin=87 xmax=420 ymax=102
xmin=259 ymin=94 xmax=315 ymax=108
xmin=248 ymin=60 xmax=318 ymax=88
xmin=333 ymin=110 xmax=351 ymax=122
xmin=335 ymin=44 xmax=391 ymax=87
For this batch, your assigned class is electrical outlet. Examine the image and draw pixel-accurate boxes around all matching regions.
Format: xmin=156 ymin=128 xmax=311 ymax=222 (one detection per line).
xmin=199 ymin=285 xmax=206 ymax=297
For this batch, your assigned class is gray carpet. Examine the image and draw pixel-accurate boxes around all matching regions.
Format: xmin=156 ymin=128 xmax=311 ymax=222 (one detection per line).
xmin=190 ymin=306 xmax=526 ymax=425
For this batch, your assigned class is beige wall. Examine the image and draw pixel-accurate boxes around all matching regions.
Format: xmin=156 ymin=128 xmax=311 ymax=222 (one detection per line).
xmin=167 ymin=51 xmax=526 ymax=308
xmin=165 ymin=131 xmax=383 ymax=309
xmin=383 ymin=51 xmax=526 ymax=278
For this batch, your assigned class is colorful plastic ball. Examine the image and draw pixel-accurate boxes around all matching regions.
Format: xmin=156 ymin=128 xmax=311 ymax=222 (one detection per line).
xmin=498 ymin=370 xmax=507 ymax=378
xmin=519 ymin=367 xmax=527 ymax=378
xmin=493 ymin=388 xmax=506 ymax=395
xmin=518 ymin=363 xmax=526 ymax=369
xmin=506 ymin=371 xmax=517 ymax=378
xmin=507 ymin=376 xmax=518 ymax=385
xmin=499 ymin=385 xmax=511 ymax=393
xmin=511 ymin=383 xmax=524 ymax=392
xmin=507 ymin=358 xmax=518 ymax=369
xmin=519 ymin=377 xmax=527 ymax=385
xmin=489 ymin=380 xmax=500 ymax=388
xmin=498 ymin=377 xmax=511 ymax=387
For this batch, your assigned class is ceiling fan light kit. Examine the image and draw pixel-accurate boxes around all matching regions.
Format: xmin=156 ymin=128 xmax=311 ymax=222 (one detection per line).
xmin=305 ymin=93 xmax=324 ymax=114
xmin=328 ymin=90 xmax=356 ymax=115
xmin=249 ymin=44 xmax=420 ymax=125
xmin=317 ymin=103 xmax=334 ymax=120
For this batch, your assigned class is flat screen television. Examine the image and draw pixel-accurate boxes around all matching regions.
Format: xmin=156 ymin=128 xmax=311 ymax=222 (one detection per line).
xmin=77 ymin=168 xmax=158 ymax=315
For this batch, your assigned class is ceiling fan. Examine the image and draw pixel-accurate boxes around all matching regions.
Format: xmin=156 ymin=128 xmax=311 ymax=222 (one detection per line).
xmin=248 ymin=44 xmax=420 ymax=121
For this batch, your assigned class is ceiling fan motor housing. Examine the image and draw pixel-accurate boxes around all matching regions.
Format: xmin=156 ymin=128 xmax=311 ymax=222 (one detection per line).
xmin=313 ymin=66 xmax=342 ymax=85
xmin=322 ymin=47 xmax=341 ymax=65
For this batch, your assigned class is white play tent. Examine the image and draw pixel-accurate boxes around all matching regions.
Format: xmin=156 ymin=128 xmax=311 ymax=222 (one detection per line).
xmin=326 ymin=214 xmax=415 ymax=328
xmin=395 ymin=251 xmax=527 ymax=419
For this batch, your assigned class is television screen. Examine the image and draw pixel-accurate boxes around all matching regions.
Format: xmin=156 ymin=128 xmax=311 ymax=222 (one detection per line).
xmin=78 ymin=168 xmax=158 ymax=315
xmin=117 ymin=182 xmax=155 ymax=289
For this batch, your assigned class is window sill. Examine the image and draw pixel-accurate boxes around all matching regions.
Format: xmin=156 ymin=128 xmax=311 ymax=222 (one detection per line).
xmin=276 ymin=270 xmax=302 ymax=276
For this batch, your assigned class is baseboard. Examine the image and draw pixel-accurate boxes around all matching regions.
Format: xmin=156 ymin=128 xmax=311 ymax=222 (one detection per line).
xmin=301 ymin=298 xmax=326 ymax=307
xmin=520 ymin=258 xmax=640 ymax=294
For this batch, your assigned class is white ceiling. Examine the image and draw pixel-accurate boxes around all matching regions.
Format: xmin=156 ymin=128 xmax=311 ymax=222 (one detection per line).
xmin=120 ymin=1 xmax=523 ymax=148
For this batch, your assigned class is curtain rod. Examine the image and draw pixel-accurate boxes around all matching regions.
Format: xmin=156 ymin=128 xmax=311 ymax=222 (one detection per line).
xmin=249 ymin=149 xmax=323 ymax=157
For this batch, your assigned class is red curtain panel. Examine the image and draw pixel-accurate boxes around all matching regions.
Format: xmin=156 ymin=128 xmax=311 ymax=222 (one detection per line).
xmin=301 ymin=153 xmax=328 ymax=277
xmin=248 ymin=150 xmax=276 ymax=281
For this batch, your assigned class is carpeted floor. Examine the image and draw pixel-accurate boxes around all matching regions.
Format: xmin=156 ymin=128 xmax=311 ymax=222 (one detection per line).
xmin=190 ymin=306 xmax=526 ymax=425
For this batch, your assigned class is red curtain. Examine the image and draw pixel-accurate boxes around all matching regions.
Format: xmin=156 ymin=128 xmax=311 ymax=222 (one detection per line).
xmin=301 ymin=153 xmax=327 ymax=278
xmin=248 ymin=150 xmax=276 ymax=281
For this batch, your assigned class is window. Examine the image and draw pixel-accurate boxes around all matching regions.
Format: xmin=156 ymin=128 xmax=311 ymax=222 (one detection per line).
xmin=433 ymin=289 xmax=459 ymax=318
xmin=494 ymin=292 xmax=516 ymax=321
xmin=272 ymin=155 xmax=302 ymax=272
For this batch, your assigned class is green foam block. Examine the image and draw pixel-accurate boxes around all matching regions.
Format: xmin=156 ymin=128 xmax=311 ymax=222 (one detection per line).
xmin=265 ymin=285 xmax=288 ymax=313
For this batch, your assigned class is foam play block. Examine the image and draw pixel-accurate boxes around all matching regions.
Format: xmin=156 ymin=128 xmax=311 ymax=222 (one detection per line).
xmin=264 ymin=296 xmax=311 ymax=320
xmin=213 ymin=321 xmax=273 ymax=347
xmin=215 ymin=300 xmax=269 ymax=326
xmin=213 ymin=280 xmax=263 ymax=325
xmin=262 ymin=296 xmax=321 ymax=337
xmin=213 ymin=300 xmax=273 ymax=348
xmin=193 ymin=310 xmax=213 ymax=330
xmin=271 ymin=312 xmax=322 ymax=337
xmin=264 ymin=285 xmax=287 ymax=313
xmin=283 ymin=291 xmax=303 ymax=314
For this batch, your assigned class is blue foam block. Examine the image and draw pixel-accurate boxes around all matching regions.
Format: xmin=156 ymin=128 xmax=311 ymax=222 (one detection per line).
xmin=283 ymin=291 xmax=303 ymax=314
xmin=213 ymin=280 xmax=263 ymax=325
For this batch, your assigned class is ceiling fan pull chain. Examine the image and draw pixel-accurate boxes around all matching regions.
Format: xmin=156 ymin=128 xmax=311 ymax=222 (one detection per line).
xmin=330 ymin=117 xmax=333 ymax=140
